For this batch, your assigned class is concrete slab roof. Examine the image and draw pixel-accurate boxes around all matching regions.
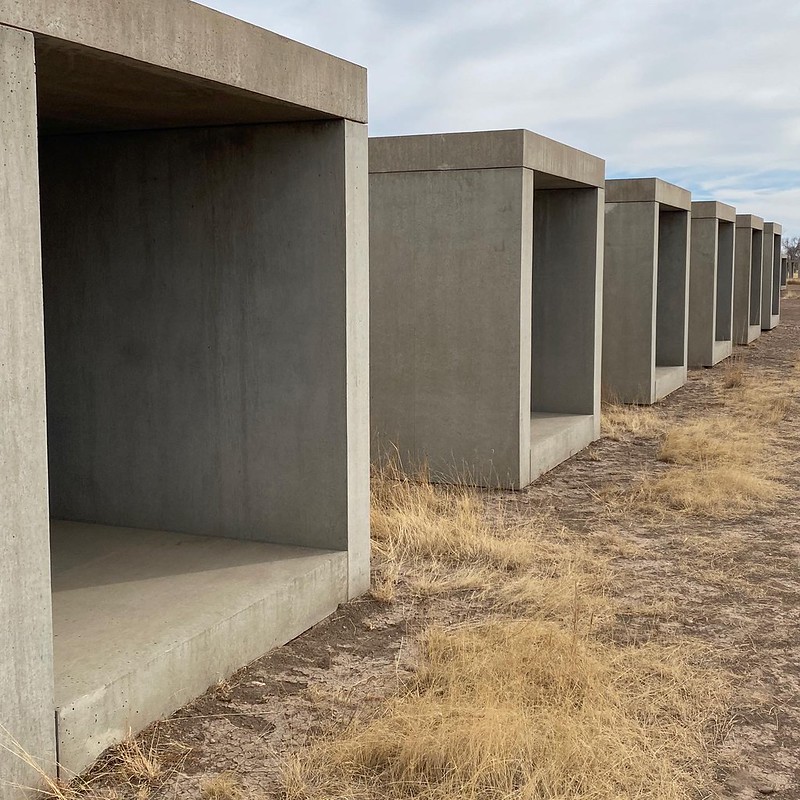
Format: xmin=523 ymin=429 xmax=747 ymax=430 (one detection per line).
xmin=736 ymin=214 xmax=765 ymax=230
xmin=691 ymin=200 xmax=736 ymax=223
xmin=369 ymin=130 xmax=605 ymax=189
xmin=605 ymin=178 xmax=691 ymax=211
xmin=764 ymin=222 xmax=783 ymax=235
xmin=0 ymin=0 xmax=367 ymax=132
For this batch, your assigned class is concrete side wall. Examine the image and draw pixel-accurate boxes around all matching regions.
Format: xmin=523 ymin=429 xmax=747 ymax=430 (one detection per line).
xmin=688 ymin=216 xmax=718 ymax=367
xmin=716 ymin=222 xmax=735 ymax=343
xmin=734 ymin=227 xmax=754 ymax=344
xmin=770 ymin=233 xmax=781 ymax=318
xmin=603 ymin=201 xmax=658 ymax=404
xmin=40 ymin=121 xmax=369 ymax=571
xmin=369 ymin=167 xmax=529 ymax=488
xmin=655 ymin=209 xmax=690 ymax=367
xmin=532 ymin=187 xmax=602 ymax=421
xmin=342 ymin=121 xmax=370 ymax=597
xmin=750 ymin=230 xmax=763 ymax=327
xmin=0 ymin=26 xmax=57 ymax=796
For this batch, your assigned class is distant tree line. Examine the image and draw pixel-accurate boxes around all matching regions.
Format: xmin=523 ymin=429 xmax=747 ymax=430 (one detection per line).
xmin=784 ymin=236 xmax=800 ymax=260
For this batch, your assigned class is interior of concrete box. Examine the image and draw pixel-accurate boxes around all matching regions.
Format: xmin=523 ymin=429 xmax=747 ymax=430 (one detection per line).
xmin=653 ymin=207 xmax=688 ymax=397
xmin=750 ymin=229 xmax=764 ymax=326
xmin=771 ymin=233 xmax=781 ymax=316
xmin=33 ymin=35 xmax=348 ymax=773
xmin=715 ymin=221 xmax=735 ymax=343
xmin=529 ymin=186 xmax=597 ymax=465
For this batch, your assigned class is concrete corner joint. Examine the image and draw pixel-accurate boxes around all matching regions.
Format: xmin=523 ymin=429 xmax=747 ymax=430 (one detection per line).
xmin=733 ymin=214 xmax=765 ymax=345
xmin=0 ymin=0 xmax=369 ymax=792
xmin=761 ymin=222 xmax=782 ymax=331
xmin=370 ymin=129 xmax=605 ymax=490
xmin=603 ymin=178 xmax=692 ymax=404
xmin=688 ymin=201 xmax=736 ymax=368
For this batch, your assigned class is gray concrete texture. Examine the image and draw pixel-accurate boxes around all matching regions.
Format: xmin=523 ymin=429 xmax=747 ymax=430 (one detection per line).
xmin=369 ymin=130 xmax=604 ymax=490
xmin=0 ymin=2 xmax=369 ymax=793
xmin=0 ymin=25 xmax=58 ymax=796
xmin=688 ymin=201 xmax=736 ymax=367
xmin=761 ymin=222 xmax=782 ymax=330
xmin=603 ymin=178 xmax=691 ymax=404
xmin=733 ymin=214 xmax=765 ymax=344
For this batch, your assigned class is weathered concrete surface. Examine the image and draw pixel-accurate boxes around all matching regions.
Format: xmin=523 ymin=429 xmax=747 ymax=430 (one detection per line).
xmin=688 ymin=201 xmax=736 ymax=367
xmin=0 ymin=25 xmax=57 ymax=797
xmin=40 ymin=120 xmax=369 ymax=594
xmin=605 ymin=177 xmax=691 ymax=210
xmin=603 ymin=178 xmax=690 ymax=404
xmin=369 ymin=129 xmax=604 ymax=187
xmin=0 ymin=0 xmax=366 ymax=128
xmin=0 ymin=3 xmax=369 ymax=786
xmin=370 ymin=131 xmax=603 ymax=489
xmin=51 ymin=522 xmax=348 ymax=774
xmin=734 ymin=214 xmax=764 ymax=344
xmin=761 ymin=222 xmax=782 ymax=330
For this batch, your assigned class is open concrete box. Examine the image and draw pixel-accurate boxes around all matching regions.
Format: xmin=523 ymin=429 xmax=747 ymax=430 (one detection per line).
xmin=0 ymin=1 xmax=369 ymax=789
xmin=369 ymin=130 xmax=605 ymax=490
xmin=761 ymin=222 xmax=782 ymax=330
xmin=688 ymin=201 xmax=736 ymax=368
xmin=733 ymin=215 xmax=765 ymax=345
xmin=603 ymin=178 xmax=691 ymax=404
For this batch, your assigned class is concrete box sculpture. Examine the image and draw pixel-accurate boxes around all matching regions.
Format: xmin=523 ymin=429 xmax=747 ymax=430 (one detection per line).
xmin=370 ymin=130 xmax=605 ymax=489
xmin=0 ymin=1 xmax=369 ymax=790
xmin=603 ymin=179 xmax=691 ymax=404
xmin=781 ymin=256 xmax=789 ymax=288
xmin=761 ymin=222 xmax=782 ymax=330
xmin=688 ymin=202 xmax=736 ymax=367
xmin=733 ymin=215 xmax=764 ymax=344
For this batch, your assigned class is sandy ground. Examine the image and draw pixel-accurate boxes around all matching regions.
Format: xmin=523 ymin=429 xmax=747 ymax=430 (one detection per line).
xmin=90 ymin=293 xmax=800 ymax=800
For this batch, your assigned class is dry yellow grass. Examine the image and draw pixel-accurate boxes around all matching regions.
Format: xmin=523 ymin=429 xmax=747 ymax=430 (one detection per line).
xmin=200 ymin=774 xmax=242 ymax=800
xmin=601 ymin=401 xmax=666 ymax=441
xmin=370 ymin=464 xmax=612 ymax=624
xmin=281 ymin=466 xmax=730 ymax=800
xmin=285 ymin=621 xmax=729 ymax=800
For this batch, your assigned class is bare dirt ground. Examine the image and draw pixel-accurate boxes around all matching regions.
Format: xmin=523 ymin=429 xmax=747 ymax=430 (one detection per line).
xmin=86 ymin=295 xmax=800 ymax=800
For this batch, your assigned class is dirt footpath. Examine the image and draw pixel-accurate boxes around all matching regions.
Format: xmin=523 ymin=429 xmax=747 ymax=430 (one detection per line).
xmin=88 ymin=294 xmax=800 ymax=800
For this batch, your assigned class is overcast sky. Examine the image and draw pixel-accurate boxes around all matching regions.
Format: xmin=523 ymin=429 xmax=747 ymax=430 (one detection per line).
xmin=202 ymin=0 xmax=800 ymax=237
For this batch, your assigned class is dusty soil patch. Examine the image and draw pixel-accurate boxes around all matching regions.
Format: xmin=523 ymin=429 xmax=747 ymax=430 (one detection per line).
xmin=70 ymin=295 xmax=800 ymax=800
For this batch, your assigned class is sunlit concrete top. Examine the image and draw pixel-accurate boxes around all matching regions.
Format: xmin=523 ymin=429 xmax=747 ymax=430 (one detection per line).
xmin=0 ymin=0 xmax=367 ymax=132
xmin=692 ymin=200 xmax=736 ymax=223
xmin=736 ymin=214 xmax=765 ymax=230
xmin=369 ymin=130 xmax=605 ymax=189
xmin=605 ymin=177 xmax=691 ymax=211
xmin=764 ymin=222 xmax=783 ymax=235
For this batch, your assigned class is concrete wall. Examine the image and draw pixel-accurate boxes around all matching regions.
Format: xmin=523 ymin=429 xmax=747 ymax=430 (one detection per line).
xmin=688 ymin=214 xmax=734 ymax=367
xmin=532 ymin=187 xmax=603 ymax=423
xmin=602 ymin=201 xmax=658 ymax=404
xmin=370 ymin=167 xmax=530 ymax=487
xmin=0 ymin=25 xmax=58 ymax=797
xmin=716 ymin=222 xmax=735 ymax=343
xmin=39 ymin=119 xmax=370 ymax=597
xmin=733 ymin=216 xmax=764 ymax=344
xmin=655 ymin=209 xmax=690 ymax=368
xmin=749 ymin=231 xmax=763 ymax=327
xmin=761 ymin=225 xmax=781 ymax=330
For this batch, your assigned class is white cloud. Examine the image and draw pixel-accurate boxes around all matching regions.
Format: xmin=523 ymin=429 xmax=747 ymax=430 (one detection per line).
xmin=200 ymin=0 xmax=800 ymax=235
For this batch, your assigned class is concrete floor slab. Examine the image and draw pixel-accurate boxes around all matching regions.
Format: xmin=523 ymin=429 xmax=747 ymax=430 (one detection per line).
xmin=530 ymin=413 xmax=597 ymax=479
xmin=51 ymin=522 xmax=348 ymax=775
xmin=712 ymin=339 xmax=733 ymax=365
xmin=653 ymin=366 xmax=687 ymax=402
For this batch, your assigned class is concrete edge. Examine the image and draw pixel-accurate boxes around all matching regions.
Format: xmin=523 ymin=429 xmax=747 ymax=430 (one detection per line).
xmin=369 ymin=129 xmax=605 ymax=187
xmin=0 ymin=0 xmax=367 ymax=122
